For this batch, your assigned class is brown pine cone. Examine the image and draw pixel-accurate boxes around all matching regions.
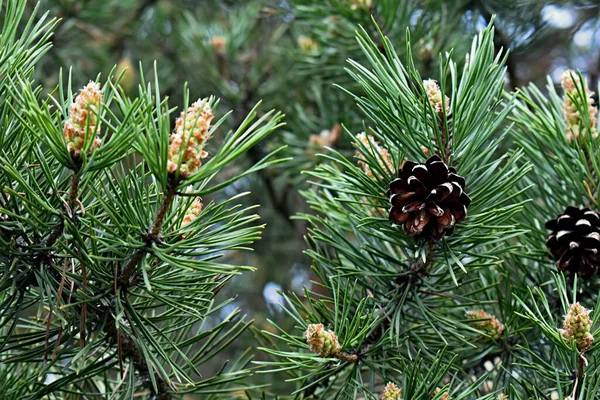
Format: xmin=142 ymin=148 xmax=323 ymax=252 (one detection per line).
xmin=545 ymin=206 xmax=600 ymax=277
xmin=388 ymin=155 xmax=471 ymax=241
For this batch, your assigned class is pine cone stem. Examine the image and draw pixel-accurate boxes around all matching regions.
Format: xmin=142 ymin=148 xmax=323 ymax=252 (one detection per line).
xmin=576 ymin=353 xmax=586 ymax=398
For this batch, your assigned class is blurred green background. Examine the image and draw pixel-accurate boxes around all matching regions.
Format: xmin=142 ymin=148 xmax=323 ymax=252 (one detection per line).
xmin=24 ymin=0 xmax=600 ymax=393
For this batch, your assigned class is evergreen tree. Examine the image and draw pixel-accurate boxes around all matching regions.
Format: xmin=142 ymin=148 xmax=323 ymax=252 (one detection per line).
xmin=2 ymin=0 xmax=600 ymax=399
xmin=0 ymin=1 xmax=283 ymax=397
xmin=256 ymin=15 xmax=600 ymax=400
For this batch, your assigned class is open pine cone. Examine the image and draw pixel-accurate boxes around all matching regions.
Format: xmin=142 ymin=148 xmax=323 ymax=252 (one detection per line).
xmin=545 ymin=206 xmax=600 ymax=277
xmin=388 ymin=155 xmax=471 ymax=241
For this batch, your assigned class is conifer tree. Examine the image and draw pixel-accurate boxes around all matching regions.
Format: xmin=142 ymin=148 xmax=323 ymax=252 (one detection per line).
xmin=0 ymin=1 xmax=284 ymax=397
xmin=255 ymin=16 xmax=600 ymax=400
xmin=2 ymin=1 xmax=600 ymax=399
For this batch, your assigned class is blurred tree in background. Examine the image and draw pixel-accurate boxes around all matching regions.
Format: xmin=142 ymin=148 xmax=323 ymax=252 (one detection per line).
xmin=3 ymin=0 xmax=600 ymax=397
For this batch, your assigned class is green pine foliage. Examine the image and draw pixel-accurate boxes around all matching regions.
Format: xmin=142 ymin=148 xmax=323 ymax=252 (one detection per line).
xmin=2 ymin=1 xmax=600 ymax=399
xmin=255 ymin=17 xmax=600 ymax=400
xmin=257 ymin=22 xmax=531 ymax=399
xmin=0 ymin=0 xmax=284 ymax=397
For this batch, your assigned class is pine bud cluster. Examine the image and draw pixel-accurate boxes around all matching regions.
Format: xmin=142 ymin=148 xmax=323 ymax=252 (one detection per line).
xmin=381 ymin=382 xmax=402 ymax=400
xmin=298 ymin=36 xmax=319 ymax=53
xmin=432 ymin=388 xmax=450 ymax=399
xmin=466 ymin=310 xmax=505 ymax=340
xmin=308 ymin=124 xmax=341 ymax=152
xmin=355 ymin=133 xmax=394 ymax=180
xmin=167 ymin=98 xmax=214 ymax=177
xmin=63 ymin=81 xmax=103 ymax=158
xmin=182 ymin=197 xmax=203 ymax=229
xmin=559 ymin=302 xmax=594 ymax=352
xmin=561 ymin=69 xmax=598 ymax=142
xmin=423 ymin=79 xmax=449 ymax=117
xmin=304 ymin=323 xmax=341 ymax=357
xmin=211 ymin=36 xmax=226 ymax=55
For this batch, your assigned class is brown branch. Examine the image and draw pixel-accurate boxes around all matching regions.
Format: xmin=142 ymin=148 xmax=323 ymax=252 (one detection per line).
xmin=336 ymin=352 xmax=358 ymax=363
xmin=68 ymin=173 xmax=80 ymax=211
xmin=119 ymin=177 xmax=177 ymax=288
xmin=46 ymin=163 xmax=81 ymax=250
xmin=575 ymin=353 xmax=586 ymax=398
xmin=300 ymin=243 xmax=434 ymax=398
xmin=104 ymin=316 xmax=172 ymax=398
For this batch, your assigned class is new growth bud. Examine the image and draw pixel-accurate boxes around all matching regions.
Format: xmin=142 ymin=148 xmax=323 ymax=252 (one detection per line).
xmin=63 ymin=81 xmax=104 ymax=158
xmin=211 ymin=36 xmax=226 ymax=55
xmin=433 ymin=388 xmax=450 ymax=400
xmin=423 ymin=79 xmax=449 ymax=117
xmin=559 ymin=302 xmax=594 ymax=352
xmin=561 ymin=70 xmax=598 ymax=142
xmin=466 ymin=310 xmax=505 ymax=340
xmin=348 ymin=0 xmax=372 ymax=10
xmin=167 ymin=98 xmax=214 ymax=177
xmin=381 ymin=382 xmax=402 ymax=400
xmin=298 ymin=36 xmax=319 ymax=53
xmin=355 ymin=133 xmax=394 ymax=180
xmin=304 ymin=323 xmax=341 ymax=357
xmin=182 ymin=197 xmax=203 ymax=229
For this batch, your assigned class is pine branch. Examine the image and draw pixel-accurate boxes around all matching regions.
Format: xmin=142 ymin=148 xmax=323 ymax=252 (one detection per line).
xmin=104 ymin=314 xmax=172 ymax=399
xmin=119 ymin=175 xmax=178 ymax=288
xmin=362 ymin=242 xmax=434 ymax=350
xmin=575 ymin=353 xmax=586 ymax=398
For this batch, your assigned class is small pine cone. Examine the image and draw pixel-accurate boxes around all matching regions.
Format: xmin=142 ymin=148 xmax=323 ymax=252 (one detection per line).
xmin=561 ymin=70 xmax=598 ymax=141
xmin=423 ymin=79 xmax=449 ymax=117
xmin=466 ymin=310 xmax=505 ymax=340
xmin=63 ymin=81 xmax=104 ymax=158
xmin=355 ymin=133 xmax=394 ymax=180
xmin=545 ymin=206 xmax=600 ymax=278
xmin=432 ymin=388 xmax=450 ymax=399
xmin=304 ymin=323 xmax=341 ymax=357
xmin=559 ymin=302 xmax=594 ymax=352
xmin=167 ymin=98 xmax=214 ymax=177
xmin=381 ymin=382 xmax=402 ymax=400
xmin=388 ymin=155 xmax=471 ymax=240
